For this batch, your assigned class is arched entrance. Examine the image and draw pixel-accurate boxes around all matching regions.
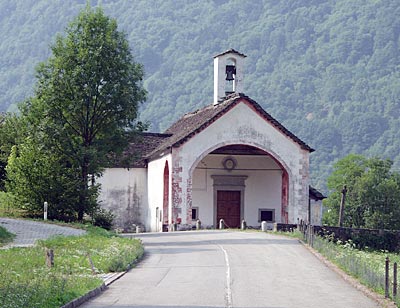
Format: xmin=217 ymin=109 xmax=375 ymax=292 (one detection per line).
xmin=162 ymin=161 xmax=169 ymax=231
xmin=189 ymin=144 xmax=289 ymax=228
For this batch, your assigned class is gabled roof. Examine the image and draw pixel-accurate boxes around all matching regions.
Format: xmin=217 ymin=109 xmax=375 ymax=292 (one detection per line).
xmin=146 ymin=93 xmax=314 ymax=159
xmin=214 ymin=48 xmax=247 ymax=58
xmin=309 ymin=186 xmax=326 ymax=200
xmin=114 ymin=132 xmax=171 ymax=168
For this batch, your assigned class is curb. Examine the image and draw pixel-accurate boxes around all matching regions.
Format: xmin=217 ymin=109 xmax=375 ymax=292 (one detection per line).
xmin=299 ymin=239 xmax=397 ymax=308
xmin=60 ymin=283 xmax=106 ymax=308
xmin=60 ymin=252 xmax=145 ymax=307
xmin=60 ymin=271 xmax=127 ymax=308
xmin=102 ymin=271 xmax=126 ymax=286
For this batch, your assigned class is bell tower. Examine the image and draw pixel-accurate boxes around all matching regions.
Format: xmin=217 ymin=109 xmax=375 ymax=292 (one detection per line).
xmin=214 ymin=49 xmax=247 ymax=105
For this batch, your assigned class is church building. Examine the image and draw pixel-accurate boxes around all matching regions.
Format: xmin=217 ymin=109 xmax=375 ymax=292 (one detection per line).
xmin=98 ymin=49 xmax=324 ymax=232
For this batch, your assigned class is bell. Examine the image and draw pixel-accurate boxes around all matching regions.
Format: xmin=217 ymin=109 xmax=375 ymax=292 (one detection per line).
xmin=225 ymin=65 xmax=236 ymax=81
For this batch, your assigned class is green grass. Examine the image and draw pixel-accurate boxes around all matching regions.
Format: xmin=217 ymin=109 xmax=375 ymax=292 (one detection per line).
xmin=0 ymin=225 xmax=15 ymax=246
xmin=0 ymin=226 xmax=144 ymax=308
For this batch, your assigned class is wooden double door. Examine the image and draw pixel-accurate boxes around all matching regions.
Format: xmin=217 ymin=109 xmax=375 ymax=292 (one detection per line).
xmin=217 ymin=190 xmax=241 ymax=228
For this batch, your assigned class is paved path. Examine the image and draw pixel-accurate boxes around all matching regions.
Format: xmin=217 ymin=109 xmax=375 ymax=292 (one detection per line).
xmin=0 ymin=217 xmax=85 ymax=247
xmin=81 ymin=230 xmax=382 ymax=308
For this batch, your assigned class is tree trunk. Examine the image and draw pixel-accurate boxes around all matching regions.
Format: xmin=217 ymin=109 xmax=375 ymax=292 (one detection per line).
xmin=78 ymin=159 xmax=89 ymax=221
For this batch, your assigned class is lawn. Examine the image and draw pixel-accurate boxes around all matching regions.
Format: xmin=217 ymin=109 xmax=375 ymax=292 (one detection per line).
xmin=0 ymin=226 xmax=144 ymax=308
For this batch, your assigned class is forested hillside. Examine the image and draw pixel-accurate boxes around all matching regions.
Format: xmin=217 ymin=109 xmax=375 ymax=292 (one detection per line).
xmin=1 ymin=0 xmax=400 ymax=190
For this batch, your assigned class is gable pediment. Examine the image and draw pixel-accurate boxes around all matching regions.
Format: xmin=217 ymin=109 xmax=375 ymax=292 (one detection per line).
xmin=146 ymin=93 xmax=313 ymax=161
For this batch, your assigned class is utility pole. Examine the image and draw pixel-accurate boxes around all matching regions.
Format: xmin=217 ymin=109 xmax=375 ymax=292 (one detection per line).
xmin=338 ymin=185 xmax=347 ymax=227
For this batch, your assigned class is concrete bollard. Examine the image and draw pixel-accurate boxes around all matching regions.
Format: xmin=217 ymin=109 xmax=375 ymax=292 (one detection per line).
xmin=44 ymin=201 xmax=48 ymax=221
xmin=136 ymin=226 xmax=142 ymax=233
xmin=241 ymin=220 xmax=247 ymax=230
xmin=196 ymin=219 xmax=201 ymax=230
xmin=219 ymin=219 xmax=225 ymax=229
xmin=261 ymin=221 xmax=268 ymax=232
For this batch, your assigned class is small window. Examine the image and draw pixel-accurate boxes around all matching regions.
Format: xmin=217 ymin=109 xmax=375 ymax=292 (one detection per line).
xmin=192 ymin=207 xmax=199 ymax=220
xmin=259 ymin=209 xmax=275 ymax=222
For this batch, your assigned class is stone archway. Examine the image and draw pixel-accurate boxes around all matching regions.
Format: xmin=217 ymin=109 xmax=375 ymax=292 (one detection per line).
xmin=188 ymin=143 xmax=291 ymax=228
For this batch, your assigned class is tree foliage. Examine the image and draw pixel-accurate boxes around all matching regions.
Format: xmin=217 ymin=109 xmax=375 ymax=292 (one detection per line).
xmin=5 ymin=6 xmax=146 ymax=221
xmin=5 ymin=141 xmax=80 ymax=220
xmin=0 ymin=113 xmax=28 ymax=190
xmin=323 ymin=154 xmax=400 ymax=230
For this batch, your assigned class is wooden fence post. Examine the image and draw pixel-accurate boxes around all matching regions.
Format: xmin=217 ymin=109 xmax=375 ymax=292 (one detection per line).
xmin=385 ymin=257 xmax=390 ymax=298
xmin=311 ymin=226 xmax=314 ymax=248
xmin=338 ymin=185 xmax=347 ymax=227
xmin=87 ymin=253 xmax=96 ymax=275
xmin=45 ymin=248 xmax=54 ymax=268
xmin=394 ymin=262 xmax=398 ymax=299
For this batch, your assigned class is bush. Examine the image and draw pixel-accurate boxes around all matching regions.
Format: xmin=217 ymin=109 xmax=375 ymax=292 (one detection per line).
xmin=93 ymin=208 xmax=114 ymax=230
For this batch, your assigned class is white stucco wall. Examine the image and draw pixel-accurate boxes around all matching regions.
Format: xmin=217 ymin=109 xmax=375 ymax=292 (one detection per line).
xmin=192 ymin=154 xmax=282 ymax=227
xmin=310 ymin=199 xmax=323 ymax=226
xmin=147 ymin=154 xmax=172 ymax=232
xmin=173 ymin=99 xmax=310 ymax=225
xmin=98 ymin=168 xmax=147 ymax=231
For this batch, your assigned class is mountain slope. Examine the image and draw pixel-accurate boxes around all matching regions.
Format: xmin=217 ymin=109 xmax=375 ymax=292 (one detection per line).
xmin=1 ymin=0 xmax=400 ymax=190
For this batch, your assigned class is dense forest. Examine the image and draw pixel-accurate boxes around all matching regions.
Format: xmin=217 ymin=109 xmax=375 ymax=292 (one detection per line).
xmin=1 ymin=0 xmax=400 ymax=190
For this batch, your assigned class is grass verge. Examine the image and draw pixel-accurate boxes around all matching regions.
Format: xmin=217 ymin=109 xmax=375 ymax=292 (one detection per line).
xmin=279 ymin=230 xmax=400 ymax=307
xmin=0 ymin=226 xmax=144 ymax=308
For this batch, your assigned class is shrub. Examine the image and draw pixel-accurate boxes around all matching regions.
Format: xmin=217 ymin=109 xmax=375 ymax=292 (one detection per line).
xmin=93 ymin=208 xmax=114 ymax=230
xmin=0 ymin=226 xmax=15 ymax=246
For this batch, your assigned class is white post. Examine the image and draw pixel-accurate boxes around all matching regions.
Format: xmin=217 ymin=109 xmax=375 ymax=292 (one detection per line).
xmin=44 ymin=202 xmax=48 ymax=221
xmin=261 ymin=221 xmax=268 ymax=232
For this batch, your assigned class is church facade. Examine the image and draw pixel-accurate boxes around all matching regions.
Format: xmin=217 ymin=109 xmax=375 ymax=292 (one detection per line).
xmin=98 ymin=49 xmax=324 ymax=232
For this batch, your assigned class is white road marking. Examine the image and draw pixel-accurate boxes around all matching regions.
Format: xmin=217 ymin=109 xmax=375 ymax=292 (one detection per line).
xmin=218 ymin=245 xmax=232 ymax=308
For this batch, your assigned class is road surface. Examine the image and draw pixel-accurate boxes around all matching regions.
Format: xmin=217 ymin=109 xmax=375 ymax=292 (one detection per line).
xmin=81 ymin=230 xmax=381 ymax=308
xmin=0 ymin=217 xmax=85 ymax=247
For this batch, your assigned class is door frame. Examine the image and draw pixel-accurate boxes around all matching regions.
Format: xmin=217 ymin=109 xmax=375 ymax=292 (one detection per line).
xmin=211 ymin=175 xmax=247 ymax=228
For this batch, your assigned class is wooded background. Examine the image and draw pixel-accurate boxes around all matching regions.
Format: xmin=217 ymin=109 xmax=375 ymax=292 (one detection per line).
xmin=1 ymin=0 xmax=400 ymax=190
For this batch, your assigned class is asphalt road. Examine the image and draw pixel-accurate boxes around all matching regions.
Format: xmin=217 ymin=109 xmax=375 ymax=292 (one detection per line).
xmin=0 ymin=217 xmax=85 ymax=247
xmin=81 ymin=230 xmax=381 ymax=308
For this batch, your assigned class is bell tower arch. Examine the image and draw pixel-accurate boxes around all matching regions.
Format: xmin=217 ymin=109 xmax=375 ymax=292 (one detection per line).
xmin=214 ymin=49 xmax=246 ymax=105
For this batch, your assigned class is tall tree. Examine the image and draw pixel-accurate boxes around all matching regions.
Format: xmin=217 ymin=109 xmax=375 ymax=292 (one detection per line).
xmin=323 ymin=154 xmax=400 ymax=229
xmin=23 ymin=6 xmax=146 ymax=220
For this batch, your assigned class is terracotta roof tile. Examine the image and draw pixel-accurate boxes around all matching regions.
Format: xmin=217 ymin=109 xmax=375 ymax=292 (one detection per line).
xmin=113 ymin=132 xmax=171 ymax=168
